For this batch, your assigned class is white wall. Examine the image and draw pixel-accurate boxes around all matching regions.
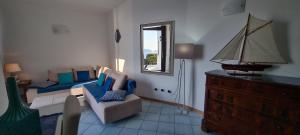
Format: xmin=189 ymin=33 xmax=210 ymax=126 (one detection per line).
xmin=113 ymin=0 xmax=300 ymax=111
xmin=186 ymin=0 xmax=246 ymax=110
xmin=131 ymin=0 xmax=191 ymax=104
xmin=107 ymin=11 xmax=115 ymax=68
xmin=113 ymin=0 xmax=134 ymax=75
xmin=2 ymin=2 xmax=110 ymax=81
xmin=112 ymin=0 xmax=193 ymax=107
xmin=0 ymin=9 xmax=8 ymax=115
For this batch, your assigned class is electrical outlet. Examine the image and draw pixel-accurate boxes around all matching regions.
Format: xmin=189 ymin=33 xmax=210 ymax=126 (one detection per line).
xmin=161 ymin=89 xmax=165 ymax=92
xmin=167 ymin=90 xmax=172 ymax=93
xmin=154 ymin=88 xmax=158 ymax=91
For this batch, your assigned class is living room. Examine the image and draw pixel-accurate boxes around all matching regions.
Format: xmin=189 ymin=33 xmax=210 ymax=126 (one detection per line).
xmin=1 ymin=0 xmax=300 ymax=135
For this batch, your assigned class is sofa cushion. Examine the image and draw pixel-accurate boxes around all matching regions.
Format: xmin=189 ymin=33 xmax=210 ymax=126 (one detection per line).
xmin=84 ymin=82 xmax=106 ymax=101
xmin=32 ymin=80 xmax=97 ymax=94
xmin=76 ymin=71 xmax=90 ymax=82
xmin=107 ymin=71 xmax=127 ymax=90
xmin=48 ymin=68 xmax=73 ymax=82
xmin=73 ymin=66 xmax=95 ymax=81
xmin=58 ymin=72 xmax=74 ymax=84
xmin=30 ymin=81 xmax=57 ymax=88
xmin=99 ymin=90 xmax=126 ymax=102
xmin=102 ymin=77 xmax=114 ymax=92
xmin=97 ymin=73 xmax=106 ymax=86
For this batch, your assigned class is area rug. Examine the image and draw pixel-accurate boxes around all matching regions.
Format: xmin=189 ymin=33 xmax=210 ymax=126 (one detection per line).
xmin=40 ymin=113 xmax=62 ymax=135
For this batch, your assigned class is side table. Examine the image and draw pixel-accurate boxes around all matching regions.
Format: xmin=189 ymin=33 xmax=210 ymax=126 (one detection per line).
xmin=18 ymin=80 xmax=32 ymax=103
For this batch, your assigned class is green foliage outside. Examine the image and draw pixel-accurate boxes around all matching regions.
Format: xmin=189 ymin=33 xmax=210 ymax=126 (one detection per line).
xmin=145 ymin=54 xmax=157 ymax=65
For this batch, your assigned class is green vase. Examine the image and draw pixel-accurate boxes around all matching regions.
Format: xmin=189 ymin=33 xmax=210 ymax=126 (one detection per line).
xmin=0 ymin=77 xmax=41 ymax=135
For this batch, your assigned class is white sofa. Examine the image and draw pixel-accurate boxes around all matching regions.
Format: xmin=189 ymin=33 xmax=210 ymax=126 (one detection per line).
xmin=84 ymin=89 xmax=142 ymax=124
xmin=83 ymin=71 xmax=142 ymax=124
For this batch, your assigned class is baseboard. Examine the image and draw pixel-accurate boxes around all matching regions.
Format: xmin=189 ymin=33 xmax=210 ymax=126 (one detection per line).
xmin=139 ymin=96 xmax=204 ymax=117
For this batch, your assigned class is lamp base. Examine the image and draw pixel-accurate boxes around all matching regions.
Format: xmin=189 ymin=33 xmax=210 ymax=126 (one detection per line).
xmin=180 ymin=109 xmax=189 ymax=115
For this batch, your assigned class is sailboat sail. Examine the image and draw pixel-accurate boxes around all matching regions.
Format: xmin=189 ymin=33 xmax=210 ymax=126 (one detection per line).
xmin=211 ymin=26 xmax=246 ymax=63
xmin=211 ymin=14 xmax=287 ymax=64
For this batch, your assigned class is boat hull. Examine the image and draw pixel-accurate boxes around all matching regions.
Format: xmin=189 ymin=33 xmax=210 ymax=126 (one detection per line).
xmin=221 ymin=64 xmax=272 ymax=72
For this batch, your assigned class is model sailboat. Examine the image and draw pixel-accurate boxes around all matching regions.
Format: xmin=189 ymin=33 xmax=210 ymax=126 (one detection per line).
xmin=211 ymin=14 xmax=286 ymax=73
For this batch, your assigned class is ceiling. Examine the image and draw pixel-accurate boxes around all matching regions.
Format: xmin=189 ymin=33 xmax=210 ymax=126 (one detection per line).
xmin=1 ymin=0 xmax=125 ymax=13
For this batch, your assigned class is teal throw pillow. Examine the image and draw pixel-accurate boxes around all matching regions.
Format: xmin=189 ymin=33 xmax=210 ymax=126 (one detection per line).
xmin=97 ymin=73 xmax=106 ymax=86
xmin=58 ymin=72 xmax=74 ymax=84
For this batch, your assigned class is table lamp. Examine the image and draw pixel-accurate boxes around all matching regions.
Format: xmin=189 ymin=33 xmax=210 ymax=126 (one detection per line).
xmin=5 ymin=63 xmax=22 ymax=78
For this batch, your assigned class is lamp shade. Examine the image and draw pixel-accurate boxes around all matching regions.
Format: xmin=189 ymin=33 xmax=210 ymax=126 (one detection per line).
xmin=5 ymin=63 xmax=22 ymax=73
xmin=175 ymin=43 xmax=194 ymax=59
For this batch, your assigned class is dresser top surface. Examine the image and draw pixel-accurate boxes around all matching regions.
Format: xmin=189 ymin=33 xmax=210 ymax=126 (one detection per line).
xmin=206 ymin=70 xmax=300 ymax=87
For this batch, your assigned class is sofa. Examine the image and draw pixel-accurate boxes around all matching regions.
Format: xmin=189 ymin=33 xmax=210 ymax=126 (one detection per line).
xmin=27 ymin=65 xmax=142 ymax=123
xmin=83 ymin=70 xmax=142 ymax=124
xmin=26 ymin=66 xmax=109 ymax=104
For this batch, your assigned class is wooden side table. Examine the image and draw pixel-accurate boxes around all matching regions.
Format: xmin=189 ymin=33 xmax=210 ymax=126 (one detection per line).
xmin=18 ymin=80 xmax=32 ymax=103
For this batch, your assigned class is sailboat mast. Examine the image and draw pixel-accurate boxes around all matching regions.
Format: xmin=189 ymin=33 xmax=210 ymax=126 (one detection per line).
xmin=238 ymin=14 xmax=251 ymax=64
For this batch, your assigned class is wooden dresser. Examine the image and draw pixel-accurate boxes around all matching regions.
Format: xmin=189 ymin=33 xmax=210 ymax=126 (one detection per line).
xmin=202 ymin=70 xmax=300 ymax=135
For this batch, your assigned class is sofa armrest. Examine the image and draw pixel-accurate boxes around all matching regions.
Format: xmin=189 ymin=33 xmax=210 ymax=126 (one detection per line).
xmin=26 ymin=88 xmax=38 ymax=104
xmin=124 ymin=79 xmax=136 ymax=95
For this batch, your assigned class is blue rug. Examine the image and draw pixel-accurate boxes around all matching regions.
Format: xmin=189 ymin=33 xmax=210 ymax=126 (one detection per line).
xmin=40 ymin=113 xmax=62 ymax=135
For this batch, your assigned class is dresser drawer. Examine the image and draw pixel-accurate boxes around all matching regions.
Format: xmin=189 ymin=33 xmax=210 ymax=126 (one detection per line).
xmin=273 ymin=121 xmax=299 ymax=135
xmin=207 ymin=100 xmax=223 ymax=114
xmin=222 ymin=91 xmax=257 ymax=110
xmin=233 ymin=107 xmax=257 ymax=125
xmin=255 ymin=116 xmax=299 ymax=135
xmin=207 ymin=76 xmax=248 ymax=90
xmin=208 ymin=88 xmax=275 ymax=115
xmin=222 ymin=115 xmax=256 ymax=135
xmin=256 ymin=98 xmax=277 ymax=117
xmin=209 ymin=97 xmax=260 ymax=126
xmin=206 ymin=111 xmax=223 ymax=123
xmin=207 ymin=88 xmax=224 ymax=101
xmin=206 ymin=76 xmax=221 ymax=86
xmin=246 ymin=82 xmax=279 ymax=99
xmin=277 ymin=99 xmax=300 ymax=123
xmin=278 ymin=87 xmax=300 ymax=100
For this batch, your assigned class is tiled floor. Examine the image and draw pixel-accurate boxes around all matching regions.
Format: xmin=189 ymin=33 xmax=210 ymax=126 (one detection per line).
xmin=78 ymin=100 xmax=217 ymax=135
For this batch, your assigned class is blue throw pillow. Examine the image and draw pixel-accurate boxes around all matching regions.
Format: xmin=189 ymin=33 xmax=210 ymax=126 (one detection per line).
xmin=99 ymin=90 xmax=127 ymax=102
xmin=77 ymin=71 xmax=90 ymax=82
xmin=125 ymin=80 xmax=136 ymax=95
xmin=97 ymin=73 xmax=106 ymax=86
xmin=58 ymin=72 xmax=73 ymax=84
xmin=102 ymin=77 xmax=114 ymax=92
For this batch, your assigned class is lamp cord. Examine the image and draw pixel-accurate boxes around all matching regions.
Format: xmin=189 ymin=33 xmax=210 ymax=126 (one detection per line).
xmin=174 ymin=59 xmax=184 ymax=109
xmin=183 ymin=59 xmax=186 ymax=110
